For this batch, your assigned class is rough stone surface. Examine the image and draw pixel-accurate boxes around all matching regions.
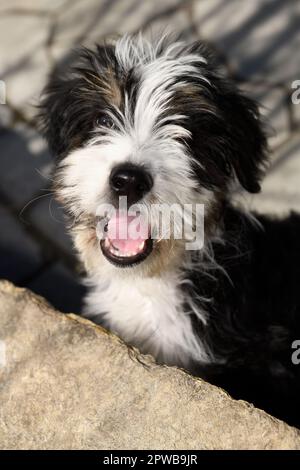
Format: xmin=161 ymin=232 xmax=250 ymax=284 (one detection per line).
xmin=0 ymin=0 xmax=67 ymax=12
xmin=193 ymin=0 xmax=300 ymax=84
xmin=0 ymin=280 xmax=300 ymax=450
xmin=0 ymin=14 xmax=51 ymax=118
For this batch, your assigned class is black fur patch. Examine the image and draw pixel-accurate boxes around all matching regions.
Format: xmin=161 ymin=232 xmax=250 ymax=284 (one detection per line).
xmin=184 ymin=205 xmax=300 ymax=427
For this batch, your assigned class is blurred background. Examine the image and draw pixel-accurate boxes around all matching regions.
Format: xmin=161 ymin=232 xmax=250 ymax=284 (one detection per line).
xmin=0 ymin=0 xmax=300 ymax=314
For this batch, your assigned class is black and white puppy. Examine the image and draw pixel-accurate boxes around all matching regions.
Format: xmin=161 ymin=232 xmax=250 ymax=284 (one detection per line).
xmin=39 ymin=34 xmax=300 ymax=427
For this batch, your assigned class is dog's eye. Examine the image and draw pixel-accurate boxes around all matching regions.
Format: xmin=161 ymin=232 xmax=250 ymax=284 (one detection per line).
xmin=96 ymin=114 xmax=115 ymax=129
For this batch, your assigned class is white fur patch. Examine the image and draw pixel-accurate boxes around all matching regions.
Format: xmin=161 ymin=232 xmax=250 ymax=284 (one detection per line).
xmin=84 ymin=271 xmax=212 ymax=368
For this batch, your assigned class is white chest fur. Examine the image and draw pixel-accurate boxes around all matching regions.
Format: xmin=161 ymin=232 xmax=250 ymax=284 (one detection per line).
xmin=83 ymin=273 xmax=211 ymax=368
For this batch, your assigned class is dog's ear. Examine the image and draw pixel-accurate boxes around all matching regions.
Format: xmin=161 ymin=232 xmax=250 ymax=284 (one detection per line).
xmin=38 ymin=45 xmax=116 ymax=158
xmin=185 ymin=41 xmax=268 ymax=193
xmin=222 ymin=88 xmax=268 ymax=193
xmin=215 ymin=82 xmax=268 ymax=193
xmin=38 ymin=71 xmax=76 ymax=157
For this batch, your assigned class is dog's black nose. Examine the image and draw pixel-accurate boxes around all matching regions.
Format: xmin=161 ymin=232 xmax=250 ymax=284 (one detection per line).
xmin=110 ymin=164 xmax=153 ymax=204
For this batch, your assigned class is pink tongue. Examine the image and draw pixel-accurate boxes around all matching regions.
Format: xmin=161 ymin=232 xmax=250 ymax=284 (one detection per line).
xmin=106 ymin=212 xmax=149 ymax=255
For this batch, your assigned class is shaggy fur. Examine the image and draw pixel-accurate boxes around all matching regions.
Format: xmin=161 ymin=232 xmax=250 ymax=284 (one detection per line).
xmin=39 ymin=33 xmax=300 ymax=427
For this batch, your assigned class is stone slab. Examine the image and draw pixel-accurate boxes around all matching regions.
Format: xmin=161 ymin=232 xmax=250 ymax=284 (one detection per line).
xmin=0 ymin=281 xmax=300 ymax=450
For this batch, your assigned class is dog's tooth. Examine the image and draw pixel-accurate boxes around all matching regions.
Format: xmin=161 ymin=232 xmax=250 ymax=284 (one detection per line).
xmin=111 ymin=246 xmax=118 ymax=256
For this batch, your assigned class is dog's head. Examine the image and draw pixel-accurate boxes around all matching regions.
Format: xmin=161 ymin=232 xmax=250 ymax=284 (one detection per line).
xmin=39 ymin=34 xmax=267 ymax=276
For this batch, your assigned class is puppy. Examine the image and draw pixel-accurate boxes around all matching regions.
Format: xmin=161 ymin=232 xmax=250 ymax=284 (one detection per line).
xmin=39 ymin=33 xmax=300 ymax=427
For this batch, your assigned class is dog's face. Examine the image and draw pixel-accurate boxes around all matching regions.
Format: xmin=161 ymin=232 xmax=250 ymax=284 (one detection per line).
xmin=40 ymin=34 xmax=267 ymax=277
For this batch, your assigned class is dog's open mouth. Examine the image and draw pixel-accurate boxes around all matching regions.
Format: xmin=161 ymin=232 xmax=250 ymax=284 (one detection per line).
xmin=100 ymin=211 xmax=153 ymax=267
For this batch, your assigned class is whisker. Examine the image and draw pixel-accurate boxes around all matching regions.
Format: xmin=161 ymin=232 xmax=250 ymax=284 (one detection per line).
xmin=35 ymin=167 xmax=55 ymax=183
xmin=19 ymin=192 xmax=53 ymax=222
xmin=48 ymin=197 xmax=64 ymax=224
